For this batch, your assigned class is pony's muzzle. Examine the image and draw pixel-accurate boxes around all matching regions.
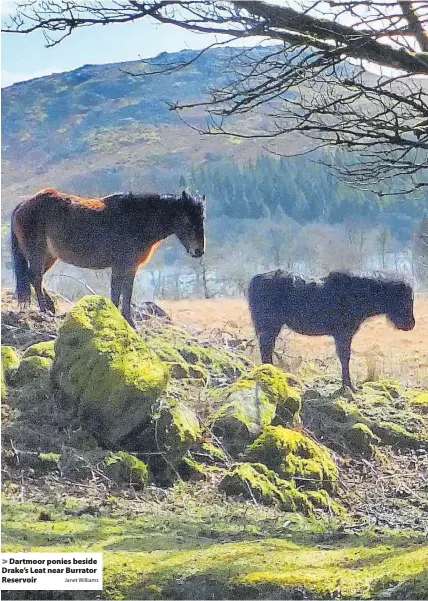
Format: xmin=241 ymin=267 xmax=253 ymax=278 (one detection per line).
xmin=192 ymin=248 xmax=204 ymax=258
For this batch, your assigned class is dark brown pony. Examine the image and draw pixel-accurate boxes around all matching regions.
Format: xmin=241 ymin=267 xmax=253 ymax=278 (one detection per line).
xmin=248 ymin=270 xmax=415 ymax=390
xmin=11 ymin=188 xmax=206 ymax=326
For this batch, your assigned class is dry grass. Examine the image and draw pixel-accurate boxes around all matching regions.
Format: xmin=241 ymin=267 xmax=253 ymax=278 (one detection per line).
xmin=161 ymin=295 xmax=428 ymax=388
xmin=3 ymin=288 xmax=427 ymax=387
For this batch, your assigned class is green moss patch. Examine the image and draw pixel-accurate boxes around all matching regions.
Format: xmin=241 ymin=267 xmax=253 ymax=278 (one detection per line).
xmin=123 ymin=395 xmax=202 ymax=486
xmin=1 ymin=345 xmax=20 ymax=398
xmin=2 ymin=345 xmax=20 ymax=373
xmin=347 ymin=423 xmax=380 ymax=456
xmin=302 ymin=378 xmax=428 ymax=454
xmin=246 ymin=426 xmax=338 ymax=493
xmin=409 ymin=392 xmax=428 ymax=414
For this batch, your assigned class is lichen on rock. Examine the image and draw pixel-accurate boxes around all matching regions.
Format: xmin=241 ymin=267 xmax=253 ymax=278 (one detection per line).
xmin=51 ymin=295 xmax=169 ymax=447
xmin=246 ymin=425 xmax=338 ymax=493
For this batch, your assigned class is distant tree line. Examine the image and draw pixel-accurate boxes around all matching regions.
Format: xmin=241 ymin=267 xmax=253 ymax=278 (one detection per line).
xmin=184 ymin=153 xmax=426 ymax=243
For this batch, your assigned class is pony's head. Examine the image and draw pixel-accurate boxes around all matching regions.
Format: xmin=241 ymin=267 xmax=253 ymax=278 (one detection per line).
xmin=385 ymin=280 xmax=415 ymax=331
xmin=174 ymin=191 xmax=206 ymax=258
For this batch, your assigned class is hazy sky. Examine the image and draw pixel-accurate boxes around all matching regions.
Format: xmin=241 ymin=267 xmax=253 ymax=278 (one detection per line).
xmin=1 ymin=7 xmax=224 ymax=87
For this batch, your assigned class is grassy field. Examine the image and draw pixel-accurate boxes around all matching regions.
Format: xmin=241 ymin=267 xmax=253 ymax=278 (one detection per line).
xmin=161 ymin=295 xmax=428 ymax=387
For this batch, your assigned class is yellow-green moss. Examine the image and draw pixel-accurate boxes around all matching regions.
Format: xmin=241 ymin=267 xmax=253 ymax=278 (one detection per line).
xmin=14 ymin=355 xmax=52 ymax=386
xmin=200 ymin=442 xmax=229 ymax=463
xmin=237 ymin=544 xmax=428 ymax=599
xmin=302 ymin=379 xmax=428 ymax=454
xmin=38 ymin=452 xmax=61 ymax=464
xmin=362 ymin=379 xmax=403 ymax=401
xmin=219 ymin=462 xmax=312 ymax=514
xmin=104 ymin=451 xmax=148 ymax=489
xmin=155 ymin=398 xmax=201 ymax=452
xmin=239 ymin=365 xmax=302 ymax=417
xmin=246 ymin=426 xmax=338 ymax=493
xmin=23 ymin=340 xmax=56 ymax=360
xmin=51 ymin=295 xmax=169 ymax=446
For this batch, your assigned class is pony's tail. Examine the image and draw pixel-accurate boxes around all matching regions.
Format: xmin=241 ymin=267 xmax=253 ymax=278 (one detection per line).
xmin=11 ymin=210 xmax=31 ymax=306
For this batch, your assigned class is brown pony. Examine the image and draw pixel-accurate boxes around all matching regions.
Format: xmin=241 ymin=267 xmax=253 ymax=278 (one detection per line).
xmin=11 ymin=188 xmax=206 ymax=326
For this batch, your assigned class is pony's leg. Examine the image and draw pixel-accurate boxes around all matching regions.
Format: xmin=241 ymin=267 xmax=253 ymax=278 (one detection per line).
xmin=27 ymin=254 xmax=47 ymax=313
xmin=334 ymin=332 xmax=356 ymax=391
xmin=258 ymin=325 xmax=281 ymax=364
xmin=42 ymin=254 xmax=57 ymax=314
xmin=111 ymin=268 xmax=125 ymax=308
xmin=121 ymin=269 xmax=137 ymax=328
xmin=33 ymin=272 xmax=47 ymax=313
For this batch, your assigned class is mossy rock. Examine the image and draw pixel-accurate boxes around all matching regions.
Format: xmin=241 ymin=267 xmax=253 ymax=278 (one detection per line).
xmin=51 ymin=295 xmax=169 ymax=447
xmin=23 ymin=340 xmax=56 ymax=360
xmin=219 ymin=462 xmax=313 ymax=514
xmin=347 ymin=423 xmax=380 ymax=456
xmin=246 ymin=425 xmax=338 ymax=493
xmin=409 ymin=392 xmax=428 ymax=414
xmin=181 ymin=454 xmax=226 ymax=481
xmin=143 ymin=323 xmax=248 ymax=384
xmin=3 ymin=449 xmax=61 ymax=474
xmin=1 ymin=345 xmax=20 ymax=397
xmin=104 ymin=451 xmax=148 ymax=490
xmin=209 ymin=365 xmax=301 ymax=456
xmin=14 ymin=355 xmax=53 ymax=386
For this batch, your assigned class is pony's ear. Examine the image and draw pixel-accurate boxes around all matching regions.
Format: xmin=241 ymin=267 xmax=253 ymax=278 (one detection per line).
xmin=202 ymin=194 xmax=206 ymax=202
xmin=181 ymin=190 xmax=187 ymax=200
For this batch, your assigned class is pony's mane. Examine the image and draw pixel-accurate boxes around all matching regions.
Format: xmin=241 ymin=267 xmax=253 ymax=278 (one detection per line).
xmin=38 ymin=187 xmax=61 ymax=196
xmin=35 ymin=189 xmax=205 ymax=214
xmin=325 ymin=270 xmax=412 ymax=294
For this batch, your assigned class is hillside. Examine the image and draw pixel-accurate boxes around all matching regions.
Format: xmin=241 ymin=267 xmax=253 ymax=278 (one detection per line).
xmin=2 ymin=46 xmax=310 ymax=216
